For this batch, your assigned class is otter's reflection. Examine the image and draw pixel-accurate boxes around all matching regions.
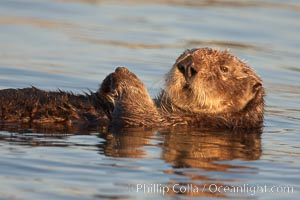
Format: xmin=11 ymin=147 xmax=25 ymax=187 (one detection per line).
xmin=100 ymin=127 xmax=262 ymax=198
xmin=0 ymin=123 xmax=107 ymax=146
xmin=101 ymin=127 xmax=261 ymax=167
xmin=98 ymin=127 xmax=156 ymax=158
xmin=160 ymin=128 xmax=261 ymax=170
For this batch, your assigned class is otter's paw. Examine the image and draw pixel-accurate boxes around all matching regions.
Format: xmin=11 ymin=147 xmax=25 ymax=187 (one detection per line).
xmin=96 ymin=67 xmax=146 ymax=120
xmin=96 ymin=67 xmax=161 ymax=127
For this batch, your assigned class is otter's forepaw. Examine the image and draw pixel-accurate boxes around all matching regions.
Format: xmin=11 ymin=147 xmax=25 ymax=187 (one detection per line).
xmin=96 ymin=67 xmax=146 ymax=120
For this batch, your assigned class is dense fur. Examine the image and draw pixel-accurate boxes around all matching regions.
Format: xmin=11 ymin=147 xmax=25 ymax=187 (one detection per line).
xmin=0 ymin=48 xmax=264 ymax=130
xmin=98 ymin=67 xmax=162 ymax=127
xmin=100 ymin=48 xmax=264 ymax=129
xmin=0 ymin=87 xmax=107 ymax=126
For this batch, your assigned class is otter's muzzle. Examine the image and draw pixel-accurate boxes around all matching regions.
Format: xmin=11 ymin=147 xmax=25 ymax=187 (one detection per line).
xmin=177 ymin=55 xmax=198 ymax=80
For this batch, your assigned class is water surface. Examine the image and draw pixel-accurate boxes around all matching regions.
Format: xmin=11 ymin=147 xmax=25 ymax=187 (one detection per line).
xmin=0 ymin=0 xmax=299 ymax=199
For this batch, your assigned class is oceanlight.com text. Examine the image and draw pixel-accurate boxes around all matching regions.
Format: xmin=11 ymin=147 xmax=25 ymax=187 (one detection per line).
xmin=132 ymin=183 xmax=294 ymax=196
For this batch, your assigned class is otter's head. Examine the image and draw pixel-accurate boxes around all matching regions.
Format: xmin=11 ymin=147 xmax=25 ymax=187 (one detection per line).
xmin=163 ymin=48 xmax=264 ymax=122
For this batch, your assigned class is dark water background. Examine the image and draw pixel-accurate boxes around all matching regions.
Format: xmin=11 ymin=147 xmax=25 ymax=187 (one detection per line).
xmin=0 ymin=0 xmax=299 ymax=199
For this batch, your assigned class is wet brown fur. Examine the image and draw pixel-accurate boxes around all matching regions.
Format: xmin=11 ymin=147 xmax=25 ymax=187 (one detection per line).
xmin=0 ymin=48 xmax=264 ymax=130
xmin=98 ymin=67 xmax=162 ymax=127
xmin=99 ymin=48 xmax=264 ymax=130
xmin=0 ymin=87 xmax=107 ymax=126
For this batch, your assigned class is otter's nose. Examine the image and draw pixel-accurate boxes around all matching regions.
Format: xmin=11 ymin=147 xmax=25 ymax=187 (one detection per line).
xmin=177 ymin=55 xmax=198 ymax=80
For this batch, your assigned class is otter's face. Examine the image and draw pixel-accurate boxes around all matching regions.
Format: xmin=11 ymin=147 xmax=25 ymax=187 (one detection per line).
xmin=164 ymin=48 xmax=264 ymax=114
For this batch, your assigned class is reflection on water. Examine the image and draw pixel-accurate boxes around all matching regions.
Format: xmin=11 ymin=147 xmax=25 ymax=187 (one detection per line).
xmin=0 ymin=0 xmax=300 ymax=199
xmin=160 ymin=129 xmax=261 ymax=169
xmin=104 ymin=128 xmax=262 ymax=198
xmin=0 ymin=126 xmax=262 ymax=199
xmin=101 ymin=128 xmax=261 ymax=162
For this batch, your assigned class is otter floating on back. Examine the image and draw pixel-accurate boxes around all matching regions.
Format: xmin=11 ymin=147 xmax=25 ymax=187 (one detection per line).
xmin=99 ymin=48 xmax=264 ymax=129
xmin=0 ymin=48 xmax=264 ymax=130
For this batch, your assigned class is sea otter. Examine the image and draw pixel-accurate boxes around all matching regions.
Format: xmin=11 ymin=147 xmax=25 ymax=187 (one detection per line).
xmin=0 ymin=48 xmax=264 ymax=130
xmin=99 ymin=48 xmax=264 ymax=129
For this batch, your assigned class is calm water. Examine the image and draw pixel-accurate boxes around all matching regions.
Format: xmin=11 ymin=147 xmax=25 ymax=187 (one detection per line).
xmin=0 ymin=0 xmax=300 ymax=199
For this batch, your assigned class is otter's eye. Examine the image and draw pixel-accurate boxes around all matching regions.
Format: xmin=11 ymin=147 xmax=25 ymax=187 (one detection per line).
xmin=220 ymin=66 xmax=228 ymax=73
